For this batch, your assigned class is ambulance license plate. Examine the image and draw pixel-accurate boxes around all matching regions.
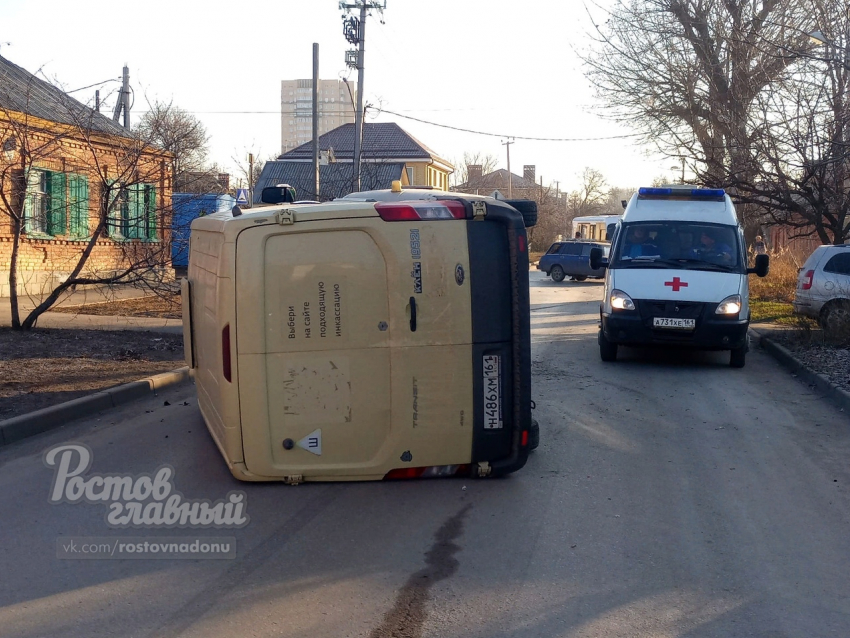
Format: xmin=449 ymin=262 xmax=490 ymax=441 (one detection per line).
xmin=482 ymin=355 xmax=503 ymax=429
xmin=653 ymin=317 xmax=696 ymax=329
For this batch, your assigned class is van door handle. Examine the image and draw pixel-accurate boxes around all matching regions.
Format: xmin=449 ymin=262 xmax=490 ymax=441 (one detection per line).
xmin=409 ymin=297 xmax=417 ymax=332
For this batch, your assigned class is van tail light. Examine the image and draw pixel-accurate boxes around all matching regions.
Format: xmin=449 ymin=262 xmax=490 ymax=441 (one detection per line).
xmin=521 ymin=430 xmax=529 ymax=447
xmin=801 ymin=270 xmax=814 ymax=290
xmin=383 ymin=464 xmax=470 ymax=480
xmin=375 ymin=200 xmax=466 ymax=221
xmin=222 ymin=324 xmax=232 ymax=382
xmin=518 ymin=234 xmax=527 ymax=253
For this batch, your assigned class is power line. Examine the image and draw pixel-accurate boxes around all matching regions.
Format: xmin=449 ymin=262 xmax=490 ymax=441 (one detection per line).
xmin=67 ymin=77 xmax=121 ymax=94
xmin=377 ymin=107 xmax=641 ymax=142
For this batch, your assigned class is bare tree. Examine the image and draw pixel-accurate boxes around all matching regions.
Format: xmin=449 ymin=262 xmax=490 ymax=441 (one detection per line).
xmin=451 ymin=151 xmax=499 ymax=187
xmin=136 ymin=100 xmax=208 ymax=191
xmin=730 ymin=1 xmax=850 ymax=245
xmin=566 ymin=168 xmax=610 ymax=220
xmin=0 ymin=68 xmax=172 ymax=329
xmin=582 ymin=0 xmax=811 ymax=233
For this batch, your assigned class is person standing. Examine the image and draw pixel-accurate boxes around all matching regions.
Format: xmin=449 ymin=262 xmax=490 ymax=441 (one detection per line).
xmin=754 ymin=235 xmax=766 ymax=255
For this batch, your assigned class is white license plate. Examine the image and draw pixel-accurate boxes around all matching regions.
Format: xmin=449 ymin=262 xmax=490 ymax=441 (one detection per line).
xmin=653 ymin=317 xmax=696 ymax=329
xmin=482 ymin=355 xmax=503 ymax=430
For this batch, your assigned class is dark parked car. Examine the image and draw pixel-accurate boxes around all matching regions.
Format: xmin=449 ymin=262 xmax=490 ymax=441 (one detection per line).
xmin=537 ymin=240 xmax=610 ymax=282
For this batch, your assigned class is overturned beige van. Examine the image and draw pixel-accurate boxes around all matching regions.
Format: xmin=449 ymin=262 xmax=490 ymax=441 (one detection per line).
xmin=182 ymin=187 xmax=537 ymax=482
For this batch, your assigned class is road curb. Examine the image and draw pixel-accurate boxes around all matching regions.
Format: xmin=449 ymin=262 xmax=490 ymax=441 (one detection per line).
xmin=751 ymin=329 xmax=850 ymax=414
xmin=0 ymin=367 xmax=192 ymax=447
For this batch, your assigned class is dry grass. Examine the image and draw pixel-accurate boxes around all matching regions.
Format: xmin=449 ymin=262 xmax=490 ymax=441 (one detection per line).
xmin=748 ymin=248 xmax=803 ymax=303
xmin=51 ymin=294 xmax=182 ymax=319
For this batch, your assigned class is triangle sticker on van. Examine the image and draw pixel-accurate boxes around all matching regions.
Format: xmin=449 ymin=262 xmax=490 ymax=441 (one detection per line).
xmin=297 ymin=429 xmax=322 ymax=456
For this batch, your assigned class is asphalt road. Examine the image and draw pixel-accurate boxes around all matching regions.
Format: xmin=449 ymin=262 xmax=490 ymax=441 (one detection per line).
xmin=1 ymin=271 xmax=849 ymax=638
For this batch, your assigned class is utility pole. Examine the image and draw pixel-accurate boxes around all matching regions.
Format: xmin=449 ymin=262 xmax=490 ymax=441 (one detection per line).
xmin=248 ymin=153 xmax=254 ymax=208
xmin=341 ymin=1 xmax=386 ymax=193
xmin=502 ymin=138 xmax=514 ymax=198
xmin=95 ymin=90 xmax=100 ymax=112
xmin=312 ymin=42 xmax=320 ymax=200
xmin=112 ymin=65 xmax=130 ymax=129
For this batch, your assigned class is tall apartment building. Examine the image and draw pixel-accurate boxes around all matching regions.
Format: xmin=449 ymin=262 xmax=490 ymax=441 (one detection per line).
xmin=281 ymin=79 xmax=356 ymax=154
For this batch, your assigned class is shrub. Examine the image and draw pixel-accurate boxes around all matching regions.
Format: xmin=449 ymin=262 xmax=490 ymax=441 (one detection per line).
xmin=748 ymin=248 xmax=802 ymax=303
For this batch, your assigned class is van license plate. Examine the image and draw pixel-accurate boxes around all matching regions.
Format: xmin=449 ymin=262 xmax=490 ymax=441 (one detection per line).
xmin=653 ymin=317 xmax=696 ymax=329
xmin=482 ymin=355 xmax=503 ymax=430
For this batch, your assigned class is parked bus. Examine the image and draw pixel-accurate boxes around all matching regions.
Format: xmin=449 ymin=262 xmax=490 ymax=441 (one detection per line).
xmin=572 ymin=215 xmax=622 ymax=241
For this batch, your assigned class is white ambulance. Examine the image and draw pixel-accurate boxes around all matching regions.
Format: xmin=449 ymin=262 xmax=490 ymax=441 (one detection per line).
xmin=590 ymin=187 xmax=769 ymax=368
xmin=181 ymin=184 xmax=538 ymax=482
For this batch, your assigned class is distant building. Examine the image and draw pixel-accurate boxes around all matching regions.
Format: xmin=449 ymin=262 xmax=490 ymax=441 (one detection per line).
xmin=281 ymin=79 xmax=356 ymax=154
xmin=256 ymin=122 xmax=454 ymax=201
xmin=454 ymin=164 xmax=540 ymax=199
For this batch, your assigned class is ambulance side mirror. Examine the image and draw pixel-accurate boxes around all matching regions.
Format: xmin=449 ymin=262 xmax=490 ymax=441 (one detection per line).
xmin=590 ymin=247 xmax=608 ymax=270
xmin=748 ymin=253 xmax=769 ymax=277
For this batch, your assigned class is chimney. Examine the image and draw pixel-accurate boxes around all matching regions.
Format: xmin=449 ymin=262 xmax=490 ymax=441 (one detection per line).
xmin=523 ymin=165 xmax=536 ymax=183
xmin=467 ymin=164 xmax=483 ymax=183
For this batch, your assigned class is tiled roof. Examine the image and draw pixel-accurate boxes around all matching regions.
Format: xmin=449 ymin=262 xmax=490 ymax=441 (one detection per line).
xmin=279 ymin=122 xmax=451 ymax=166
xmin=0 ymin=55 xmax=132 ymax=138
xmin=253 ymin=160 xmax=405 ymax=201
xmin=456 ymin=169 xmax=538 ymax=191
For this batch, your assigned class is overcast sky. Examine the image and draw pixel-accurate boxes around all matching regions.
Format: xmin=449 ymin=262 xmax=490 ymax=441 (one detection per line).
xmin=3 ymin=0 xmax=675 ymax=193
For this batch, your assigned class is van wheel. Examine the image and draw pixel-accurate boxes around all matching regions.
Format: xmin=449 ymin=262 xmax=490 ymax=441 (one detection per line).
xmin=528 ymin=419 xmax=540 ymax=451
xmin=730 ymin=345 xmax=746 ymax=368
xmin=573 ymin=275 xmax=588 ymax=281
xmin=550 ymin=266 xmax=565 ymax=282
xmin=599 ymin=330 xmax=618 ymax=362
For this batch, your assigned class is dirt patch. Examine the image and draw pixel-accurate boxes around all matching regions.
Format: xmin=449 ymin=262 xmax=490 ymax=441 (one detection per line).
xmin=0 ymin=328 xmax=184 ymax=420
xmin=50 ymin=294 xmax=182 ymax=319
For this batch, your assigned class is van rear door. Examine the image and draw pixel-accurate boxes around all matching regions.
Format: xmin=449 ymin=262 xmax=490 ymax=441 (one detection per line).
xmin=234 ymin=202 xmax=477 ymax=480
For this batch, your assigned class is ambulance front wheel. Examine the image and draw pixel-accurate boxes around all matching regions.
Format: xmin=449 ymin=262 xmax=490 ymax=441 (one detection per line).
xmin=599 ymin=330 xmax=618 ymax=362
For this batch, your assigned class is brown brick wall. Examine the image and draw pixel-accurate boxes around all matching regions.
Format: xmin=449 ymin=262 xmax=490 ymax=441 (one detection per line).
xmin=0 ymin=114 xmax=173 ymax=296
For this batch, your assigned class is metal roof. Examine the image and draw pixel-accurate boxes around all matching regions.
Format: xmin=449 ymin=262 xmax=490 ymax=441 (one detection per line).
xmin=253 ymin=160 xmax=405 ymax=201
xmin=0 ymin=54 xmax=133 ymax=138
xmin=455 ymin=169 xmax=539 ymax=191
xmin=279 ymin=122 xmax=452 ymax=166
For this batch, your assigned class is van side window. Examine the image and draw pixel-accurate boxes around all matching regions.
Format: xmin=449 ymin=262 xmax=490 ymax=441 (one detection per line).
xmin=559 ymin=244 xmax=581 ymax=255
xmin=824 ymin=253 xmax=850 ymax=275
xmin=546 ymin=243 xmax=562 ymax=255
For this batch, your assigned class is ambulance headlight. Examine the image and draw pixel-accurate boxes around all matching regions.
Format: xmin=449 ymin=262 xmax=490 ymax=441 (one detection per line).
xmin=610 ymin=289 xmax=635 ymax=311
xmin=715 ymin=294 xmax=742 ymax=315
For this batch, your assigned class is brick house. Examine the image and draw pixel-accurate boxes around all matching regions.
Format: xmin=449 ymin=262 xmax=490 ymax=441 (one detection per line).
xmin=453 ymin=165 xmax=542 ymax=199
xmin=0 ymin=55 xmax=172 ymax=297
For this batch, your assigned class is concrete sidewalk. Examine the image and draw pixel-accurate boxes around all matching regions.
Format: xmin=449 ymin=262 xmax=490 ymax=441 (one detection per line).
xmin=0 ymin=286 xmax=181 ymax=333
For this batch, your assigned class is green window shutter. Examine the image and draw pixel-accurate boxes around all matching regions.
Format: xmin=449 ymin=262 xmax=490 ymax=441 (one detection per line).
xmin=127 ymin=184 xmax=144 ymax=239
xmin=145 ymin=185 xmax=157 ymax=240
xmin=46 ymin=172 xmax=67 ymax=236
xmin=23 ymin=169 xmax=42 ymax=233
xmin=69 ymin=174 xmax=90 ymax=237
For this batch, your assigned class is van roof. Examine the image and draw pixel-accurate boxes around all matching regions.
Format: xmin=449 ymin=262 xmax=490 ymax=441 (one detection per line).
xmin=622 ymin=186 xmax=738 ymax=225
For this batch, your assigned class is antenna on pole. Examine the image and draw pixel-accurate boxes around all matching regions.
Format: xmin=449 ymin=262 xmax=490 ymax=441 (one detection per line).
xmin=340 ymin=1 xmax=387 ymax=194
xmin=502 ymin=138 xmax=514 ymax=198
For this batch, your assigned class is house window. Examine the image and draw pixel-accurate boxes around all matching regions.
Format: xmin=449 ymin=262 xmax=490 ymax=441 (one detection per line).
xmin=109 ymin=183 xmax=157 ymax=240
xmin=406 ymin=167 xmax=414 ymax=184
xmin=68 ymin=174 xmax=90 ymax=238
xmin=23 ymin=169 xmax=68 ymax=236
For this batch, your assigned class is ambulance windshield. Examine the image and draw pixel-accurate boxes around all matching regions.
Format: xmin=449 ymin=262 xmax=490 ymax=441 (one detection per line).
xmin=614 ymin=222 xmax=742 ymax=271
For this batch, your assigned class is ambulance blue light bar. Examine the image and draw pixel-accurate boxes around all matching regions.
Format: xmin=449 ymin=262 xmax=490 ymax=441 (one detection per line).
xmin=638 ymin=187 xmax=726 ymax=199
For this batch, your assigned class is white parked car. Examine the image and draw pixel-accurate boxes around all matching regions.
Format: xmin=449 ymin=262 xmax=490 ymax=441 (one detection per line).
xmin=793 ymin=244 xmax=850 ymax=332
